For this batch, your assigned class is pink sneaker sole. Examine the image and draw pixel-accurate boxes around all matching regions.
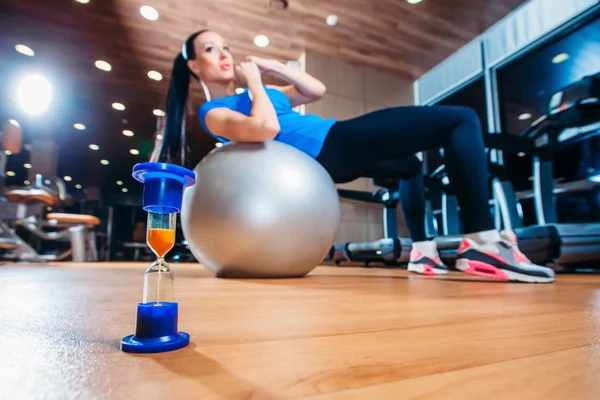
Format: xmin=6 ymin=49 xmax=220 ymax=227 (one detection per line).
xmin=456 ymin=260 xmax=509 ymax=281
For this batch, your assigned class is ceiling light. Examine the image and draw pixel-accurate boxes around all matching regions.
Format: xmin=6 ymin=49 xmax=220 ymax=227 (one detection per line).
xmin=64 ymin=176 xmax=72 ymax=182
xmin=17 ymin=74 xmax=52 ymax=115
xmin=254 ymin=35 xmax=270 ymax=48
xmin=156 ymin=134 xmax=163 ymax=140
xmin=235 ymin=88 xmax=245 ymax=94
xmin=123 ymin=130 xmax=134 ymax=137
xmin=589 ymin=174 xmax=600 ymax=183
xmin=112 ymin=102 xmax=125 ymax=111
xmin=153 ymin=109 xmax=165 ymax=117
xmin=6 ymin=171 xmax=15 ymax=177
xmin=148 ymin=70 xmax=162 ymax=81
xmin=407 ymin=0 xmax=422 ymax=4
xmin=122 ymin=188 xmax=128 ymax=193
xmin=23 ymin=163 xmax=32 ymax=169
xmin=24 ymin=180 xmax=30 ymax=185
xmin=517 ymin=152 xmax=526 ymax=157
xmin=4 ymin=150 xmax=12 ymax=155
xmin=130 ymin=149 xmax=140 ymax=155
xmin=518 ymin=113 xmax=532 ymax=121
xmin=100 ymin=159 xmax=110 ymax=165
xmin=95 ymin=60 xmax=112 ymax=72
xmin=215 ymin=142 xmax=223 ymax=148
xmin=116 ymin=180 xmax=123 ymax=185
xmin=15 ymin=44 xmax=34 ymax=57
xmin=74 ymin=123 xmax=86 ymax=130
xmin=75 ymin=184 xmax=82 ymax=189
xmin=75 ymin=0 xmax=90 ymax=3
xmin=89 ymin=144 xmax=99 ymax=150
xmin=552 ymin=53 xmax=569 ymax=64
xmin=140 ymin=5 xmax=159 ymax=21
xmin=326 ymin=15 xmax=339 ymax=26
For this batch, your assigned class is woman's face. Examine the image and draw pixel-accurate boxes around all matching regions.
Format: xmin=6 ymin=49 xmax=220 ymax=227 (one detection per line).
xmin=189 ymin=31 xmax=235 ymax=83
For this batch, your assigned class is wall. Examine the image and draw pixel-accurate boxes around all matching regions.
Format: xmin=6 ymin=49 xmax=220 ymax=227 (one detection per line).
xmin=304 ymin=52 xmax=415 ymax=243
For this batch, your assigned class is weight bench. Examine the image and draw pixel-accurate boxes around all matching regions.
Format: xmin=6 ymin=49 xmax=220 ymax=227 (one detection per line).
xmin=0 ymin=186 xmax=100 ymax=262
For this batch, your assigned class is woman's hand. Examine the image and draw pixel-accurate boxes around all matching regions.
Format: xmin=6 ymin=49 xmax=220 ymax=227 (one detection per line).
xmin=246 ymin=56 xmax=283 ymax=75
xmin=237 ymin=61 xmax=263 ymax=86
xmin=245 ymin=56 xmax=325 ymax=107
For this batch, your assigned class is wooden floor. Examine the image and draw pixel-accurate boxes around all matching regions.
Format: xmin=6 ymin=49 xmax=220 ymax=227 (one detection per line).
xmin=0 ymin=262 xmax=599 ymax=399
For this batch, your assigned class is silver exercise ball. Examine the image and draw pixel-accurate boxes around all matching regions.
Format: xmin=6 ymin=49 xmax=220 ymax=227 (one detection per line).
xmin=181 ymin=141 xmax=340 ymax=278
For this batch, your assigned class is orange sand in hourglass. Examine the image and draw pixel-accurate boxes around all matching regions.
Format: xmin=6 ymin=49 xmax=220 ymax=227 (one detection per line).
xmin=147 ymin=229 xmax=175 ymax=258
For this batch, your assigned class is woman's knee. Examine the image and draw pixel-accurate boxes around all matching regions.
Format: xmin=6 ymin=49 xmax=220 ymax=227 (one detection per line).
xmin=401 ymin=156 xmax=423 ymax=178
xmin=447 ymin=106 xmax=481 ymax=128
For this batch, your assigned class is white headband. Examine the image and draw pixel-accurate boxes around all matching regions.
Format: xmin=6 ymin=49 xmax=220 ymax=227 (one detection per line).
xmin=181 ymin=42 xmax=188 ymax=61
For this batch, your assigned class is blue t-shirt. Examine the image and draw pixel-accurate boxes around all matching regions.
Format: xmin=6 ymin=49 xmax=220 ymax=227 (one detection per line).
xmin=198 ymin=87 xmax=336 ymax=158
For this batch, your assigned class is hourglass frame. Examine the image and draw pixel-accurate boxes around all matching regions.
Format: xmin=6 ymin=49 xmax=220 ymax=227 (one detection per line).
xmin=121 ymin=162 xmax=196 ymax=354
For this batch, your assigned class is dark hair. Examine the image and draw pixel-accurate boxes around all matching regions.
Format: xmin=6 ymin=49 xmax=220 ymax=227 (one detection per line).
xmin=159 ymin=30 xmax=209 ymax=164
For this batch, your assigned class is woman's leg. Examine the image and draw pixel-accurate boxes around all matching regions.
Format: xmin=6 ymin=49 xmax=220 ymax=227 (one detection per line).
xmin=400 ymin=173 xmax=428 ymax=242
xmin=362 ymin=157 xmax=447 ymax=275
xmin=316 ymin=105 xmax=555 ymax=283
xmin=362 ymin=157 xmax=427 ymax=242
xmin=317 ymin=105 xmax=493 ymax=234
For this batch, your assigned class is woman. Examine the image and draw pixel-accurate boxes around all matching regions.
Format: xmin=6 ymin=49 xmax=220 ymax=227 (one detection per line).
xmin=159 ymin=30 xmax=555 ymax=283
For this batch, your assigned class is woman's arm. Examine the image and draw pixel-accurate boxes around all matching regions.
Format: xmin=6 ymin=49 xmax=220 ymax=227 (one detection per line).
xmin=248 ymin=56 xmax=326 ymax=107
xmin=205 ymin=61 xmax=280 ymax=142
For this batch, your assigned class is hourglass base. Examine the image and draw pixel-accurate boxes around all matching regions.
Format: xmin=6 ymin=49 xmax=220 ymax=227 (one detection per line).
xmin=121 ymin=302 xmax=190 ymax=353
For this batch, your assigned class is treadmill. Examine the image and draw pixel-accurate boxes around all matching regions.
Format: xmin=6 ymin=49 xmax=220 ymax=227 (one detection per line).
xmin=437 ymin=73 xmax=600 ymax=266
xmin=512 ymin=72 xmax=600 ymax=265
xmin=327 ymin=73 xmax=600 ymax=268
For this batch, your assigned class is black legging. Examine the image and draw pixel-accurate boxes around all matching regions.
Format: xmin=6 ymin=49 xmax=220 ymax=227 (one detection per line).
xmin=360 ymin=156 xmax=428 ymax=242
xmin=316 ymin=105 xmax=494 ymax=234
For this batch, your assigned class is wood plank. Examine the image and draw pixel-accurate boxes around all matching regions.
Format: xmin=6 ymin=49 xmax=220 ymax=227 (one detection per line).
xmin=306 ymin=345 xmax=600 ymax=399
xmin=0 ymin=263 xmax=598 ymax=399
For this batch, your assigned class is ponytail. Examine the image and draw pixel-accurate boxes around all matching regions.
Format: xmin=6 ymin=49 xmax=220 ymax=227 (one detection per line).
xmin=159 ymin=53 xmax=191 ymax=164
xmin=159 ymin=30 xmax=209 ymax=165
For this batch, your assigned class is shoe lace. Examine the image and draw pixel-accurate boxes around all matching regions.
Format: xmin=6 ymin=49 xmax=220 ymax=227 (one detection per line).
xmin=501 ymin=234 xmax=530 ymax=263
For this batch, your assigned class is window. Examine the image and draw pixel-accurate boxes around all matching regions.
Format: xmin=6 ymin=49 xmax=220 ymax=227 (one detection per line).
xmin=496 ymin=16 xmax=600 ymax=223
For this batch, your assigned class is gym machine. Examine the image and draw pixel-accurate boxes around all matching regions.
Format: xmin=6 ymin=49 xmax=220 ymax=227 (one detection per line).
xmin=501 ymin=72 xmax=600 ymax=265
xmin=0 ymin=174 xmax=101 ymax=262
xmin=438 ymin=73 xmax=600 ymax=266
xmin=0 ymin=120 xmax=101 ymax=262
xmin=325 ymin=177 xmax=412 ymax=266
xmin=325 ymin=160 xmax=504 ymax=267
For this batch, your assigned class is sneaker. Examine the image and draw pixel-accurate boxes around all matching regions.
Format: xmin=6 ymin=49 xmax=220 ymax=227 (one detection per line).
xmin=408 ymin=250 xmax=448 ymax=275
xmin=455 ymin=231 xmax=555 ymax=283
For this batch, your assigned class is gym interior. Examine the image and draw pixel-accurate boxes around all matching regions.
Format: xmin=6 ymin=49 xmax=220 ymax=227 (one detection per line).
xmin=1 ymin=0 xmax=599 ymax=398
